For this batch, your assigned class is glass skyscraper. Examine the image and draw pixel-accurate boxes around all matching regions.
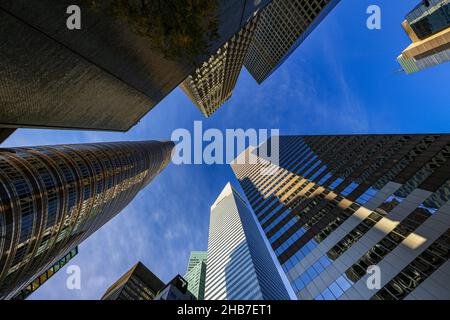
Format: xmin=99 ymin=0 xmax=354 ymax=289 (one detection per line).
xmin=398 ymin=0 xmax=450 ymax=74
xmin=205 ymin=183 xmax=290 ymax=300
xmin=184 ymin=251 xmax=207 ymax=300
xmin=231 ymin=135 xmax=450 ymax=300
xmin=180 ymin=18 xmax=258 ymax=117
xmin=244 ymin=0 xmax=340 ymax=83
xmin=0 ymin=140 xmax=174 ymax=299
xmin=154 ymin=275 xmax=196 ymax=301
xmin=12 ymin=247 xmax=78 ymax=300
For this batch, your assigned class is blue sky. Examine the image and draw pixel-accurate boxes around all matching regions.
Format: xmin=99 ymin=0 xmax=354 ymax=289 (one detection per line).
xmin=2 ymin=0 xmax=450 ymax=299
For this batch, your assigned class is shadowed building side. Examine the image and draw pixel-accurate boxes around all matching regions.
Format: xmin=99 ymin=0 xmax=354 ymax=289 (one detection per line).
xmin=184 ymin=251 xmax=207 ymax=300
xmin=180 ymin=17 xmax=259 ymax=117
xmin=101 ymin=261 xmax=165 ymax=300
xmin=0 ymin=140 xmax=174 ymax=299
xmin=0 ymin=129 xmax=15 ymax=145
xmin=0 ymin=0 xmax=272 ymax=131
xmin=12 ymin=247 xmax=78 ymax=300
xmin=244 ymin=0 xmax=340 ymax=84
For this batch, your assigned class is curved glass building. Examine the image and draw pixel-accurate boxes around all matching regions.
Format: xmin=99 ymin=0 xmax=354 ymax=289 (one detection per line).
xmin=0 ymin=140 xmax=174 ymax=299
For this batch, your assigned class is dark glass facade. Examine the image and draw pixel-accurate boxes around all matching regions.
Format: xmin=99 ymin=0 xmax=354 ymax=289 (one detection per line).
xmin=205 ymin=183 xmax=290 ymax=300
xmin=231 ymin=135 xmax=450 ymax=300
xmin=244 ymin=0 xmax=340 ymax=84
xmin=406 ymin=0 xmax=450 ymax=39
xmin=184 ymin=251 xmax=207 ymax=300
xmin=0 ymin=140 xmax=174 ymax=299
xmin=102 ymin=262 xmax=165 ymax=300
xmin=154 ymin=275 xmax=196 ymax=301
xmin=12 ymin=247 xmax=78 ymax=300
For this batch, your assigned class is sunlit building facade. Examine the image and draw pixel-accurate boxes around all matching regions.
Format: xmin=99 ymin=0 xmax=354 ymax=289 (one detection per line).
xmin=0 ymin=140 xmax=174 ymax=299
xmin=398 ymin=0 xmax=450 ymax=74
xmin=231 ymin=135 xmax=450 ymax=300
xmin=245 ymin=0 xmax=340 ymax=83
xmin=205 ymin=183 xmax=290 ymax=300
xmin=184 ymin=251 xmax=207 ymax=300
xmin=102 ymin=261 xmax=165 ymax=300
xmin=180 ymin=18 xmax=258 ymax=117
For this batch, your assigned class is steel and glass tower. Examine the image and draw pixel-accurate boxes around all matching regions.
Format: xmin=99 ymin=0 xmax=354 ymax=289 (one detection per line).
xmin=205 ymin=183 xmax=290 ymax=300
xmin=184 ymin=251 xmax=207 ymax=300
xmin=398 ymin=0 xmax=450 ymax=74
xmin=231 ymin=135 xmax=450 ymax=300
xmin=180 ymin=18 xmax=258 ymax=117
xmin=245 ymin=0 xmax=340 ymax=83
xmin=101 ymin=262 xmax=165 ymax=300
xmin=0 ymin=140 xmax=174 ymax=299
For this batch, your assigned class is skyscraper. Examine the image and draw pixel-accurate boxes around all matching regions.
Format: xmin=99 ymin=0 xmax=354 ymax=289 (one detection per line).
xmin=154 ymin=275 xmax=196 ymax=301
xmin=205 ymin=183 xmax=290 ymax=300
xmin=398 ymin=0 xmax=450 ymax=74
xmin=0 ymin=0 xmax=271 ymax=131
xmin=180 ymin=18 xmax=258 ymax=117
xmin=0 ymin=140 xmax=174 ymax=299
xmin=231 ymin=135 xmax=450 ymax=300
xmin=12 ymin=247 xmax=78 ymax=300
xmin=184 ymin=251 xmax=207 ymax=300
xmin=244 ymin=0 xmax=340 ymax=83
xmin=101 ymin=262 xmax=165 ymax=300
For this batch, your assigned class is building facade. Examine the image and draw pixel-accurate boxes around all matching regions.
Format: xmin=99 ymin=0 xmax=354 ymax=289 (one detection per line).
xmin=231 ymin=135 xmax=450 ymax=300
xmin=184 ymin=251 xmax=207 ymax=300
xmin=205 ymin=183 xmax=290 ymax=300
xmin=12 ymin=247 xmax=78 ymax=300
xmin=102 ymin=262 xmax=165 ymax=300
xmin=0 ymin=0 xmax=271 ymax=131
xmin=180 ymin=18 xmax=258 ymax=117
xmin=244 ymin=0 xmax=340 ymax=83
xmin=154 ymin=275 xmax=196 ymax=301
xmin=398 ymin=0 xmax=450 ymax=74
xmin=0 ymin=129 xmax=15 ymax=145
xmin=0 ymin=140 xmax=174 ymax=299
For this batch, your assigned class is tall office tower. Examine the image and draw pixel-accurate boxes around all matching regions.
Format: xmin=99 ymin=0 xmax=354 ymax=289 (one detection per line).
xmin=244 ymin=0 xmax=340 ymax=83
xmin=102 ymin=262 xmax=165 ymax=300
xmin=180 ymin=19 xmax=258 ymax=117
xmin=231 ymin=135 xmax=450 ymax=300
xmin=205 ymin=183 xmax=290 ymax=300
xmin=0 ymin=0 xmax=271 ymax=131
xmin=0 ymin=140 xmax=174 ymax=299
xmin=184 ymin=251 xmax=207 ymax=300
xmin=398 ymin=0 xmax=450 ymax=74
xmin=13 ymin=247 xmax=78 ymax=300
xmin=154 ymin=275 xmax=197 ymax=300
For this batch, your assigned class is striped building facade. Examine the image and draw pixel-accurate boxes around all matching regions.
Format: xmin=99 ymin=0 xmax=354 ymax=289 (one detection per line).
xmin=185 ymin=251 xmax=208 ymax=300
xmin=231 ymin=135 xmax=450 ymax=300
xmin=205 ymin=183 xmax=290 ymax=300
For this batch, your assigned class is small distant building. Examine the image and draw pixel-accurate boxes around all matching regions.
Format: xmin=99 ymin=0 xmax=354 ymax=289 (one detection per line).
xmin=398 ymin=0 xmax=450 ymax=74
xmin=101 ymin=262 xmax=165 ymax=300
xmin=154 ymin=275 xmax=197 ymax=301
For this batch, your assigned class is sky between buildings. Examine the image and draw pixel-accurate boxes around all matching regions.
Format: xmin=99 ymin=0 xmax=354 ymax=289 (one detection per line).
xmin=2 ymin=0 xmax=450 ymax=299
